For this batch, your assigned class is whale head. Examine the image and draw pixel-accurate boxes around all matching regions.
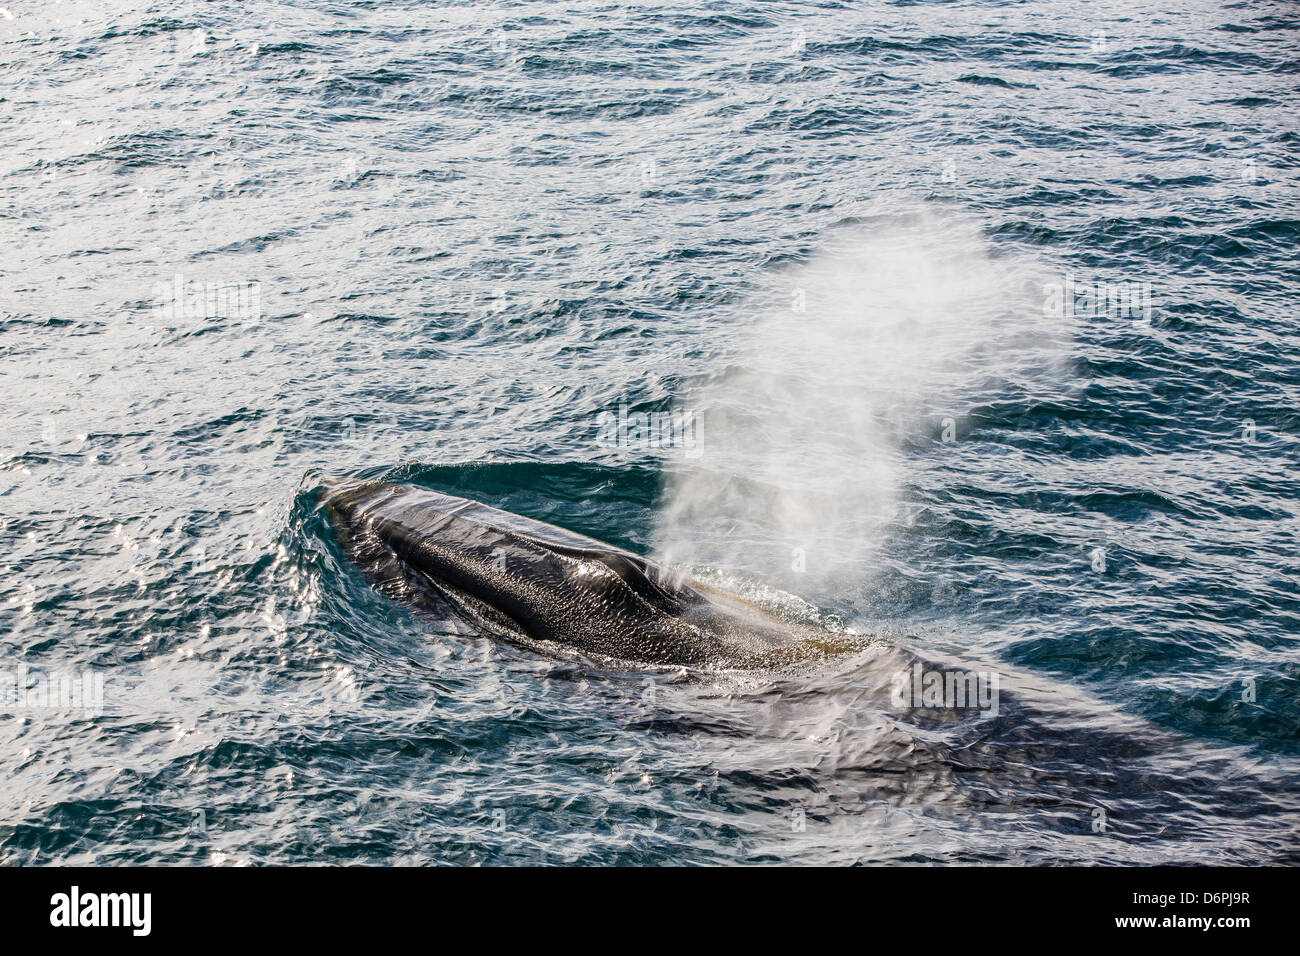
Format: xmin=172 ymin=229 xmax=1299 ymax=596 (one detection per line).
xmin=322 ymin=479 xmax=857 ymax=669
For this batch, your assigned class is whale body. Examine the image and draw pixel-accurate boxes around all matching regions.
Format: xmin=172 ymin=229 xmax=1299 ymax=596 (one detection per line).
xmin=322 ymin=480 xmax=856 ymax=669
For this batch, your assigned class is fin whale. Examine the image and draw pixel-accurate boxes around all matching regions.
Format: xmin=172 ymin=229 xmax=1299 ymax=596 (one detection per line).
xmin=322 ymin=479 xmax=857 ymax=669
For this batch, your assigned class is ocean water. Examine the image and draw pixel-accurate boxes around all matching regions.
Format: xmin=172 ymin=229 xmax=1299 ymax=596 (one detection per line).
xmin=2 ymin=0 xmax=1298 ymax=865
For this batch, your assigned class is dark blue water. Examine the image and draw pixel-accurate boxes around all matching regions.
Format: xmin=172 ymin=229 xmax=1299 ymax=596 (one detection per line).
xmin=2 ymin=0 xmax=1297 ymax=864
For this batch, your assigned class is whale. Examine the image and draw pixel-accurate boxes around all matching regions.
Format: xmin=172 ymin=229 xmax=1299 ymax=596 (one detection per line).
xmin=313 ymin=479 xmax=1300 ymax=863
xmin=321 ymin=479 xmax=860 ymax=669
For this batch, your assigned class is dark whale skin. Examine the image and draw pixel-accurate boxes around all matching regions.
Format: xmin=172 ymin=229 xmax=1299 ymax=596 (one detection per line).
xmin=322 ymin=480 xmax=853 ymax=669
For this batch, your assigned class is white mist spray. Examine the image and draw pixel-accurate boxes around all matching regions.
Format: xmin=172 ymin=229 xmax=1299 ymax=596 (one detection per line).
xmin=654 ymin=209 xmax=1060 ymax=602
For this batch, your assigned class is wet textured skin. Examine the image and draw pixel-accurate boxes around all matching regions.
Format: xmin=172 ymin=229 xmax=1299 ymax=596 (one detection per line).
xmin=323 ymin=480 xmax=855 ymax=669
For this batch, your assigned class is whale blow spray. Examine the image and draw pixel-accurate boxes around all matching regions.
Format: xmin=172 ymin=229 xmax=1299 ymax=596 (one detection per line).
xmin=653 ymin=211 xmax=1058 ymax=599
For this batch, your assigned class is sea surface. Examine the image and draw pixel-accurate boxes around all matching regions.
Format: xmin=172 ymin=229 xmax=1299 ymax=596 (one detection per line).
xmin=1 ymin=0 xmax=1298 ymax=864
